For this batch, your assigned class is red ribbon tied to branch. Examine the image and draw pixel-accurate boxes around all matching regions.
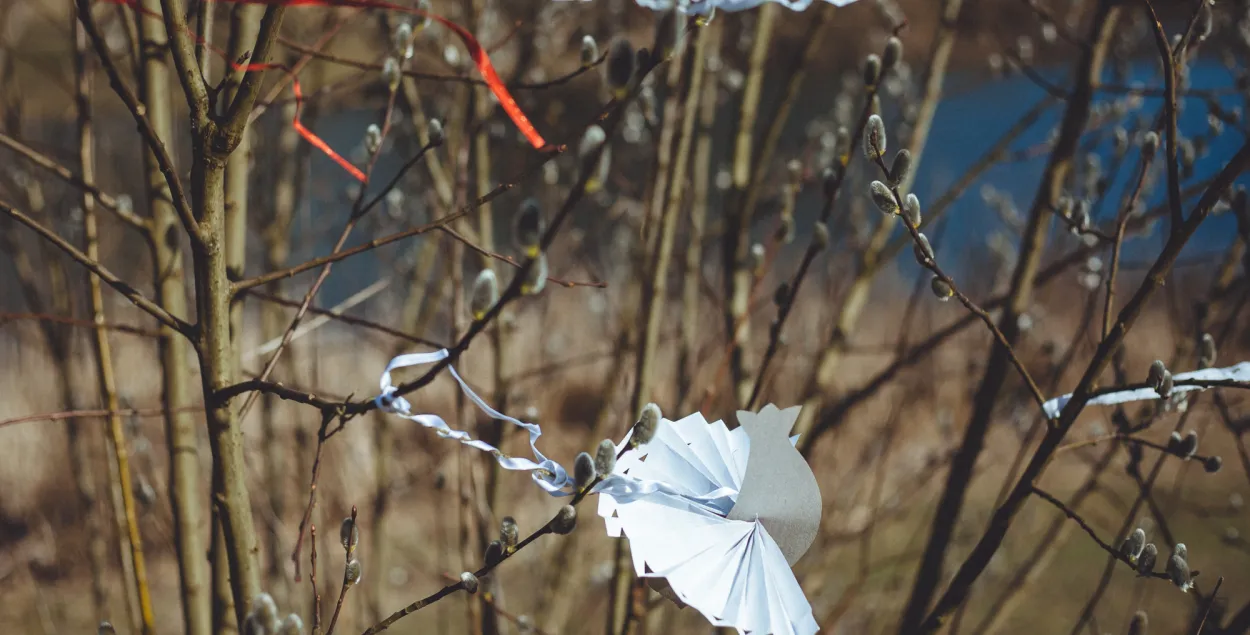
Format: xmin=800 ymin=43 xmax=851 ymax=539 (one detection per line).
xmin=102 ymin=0 xmax=549 ymax=182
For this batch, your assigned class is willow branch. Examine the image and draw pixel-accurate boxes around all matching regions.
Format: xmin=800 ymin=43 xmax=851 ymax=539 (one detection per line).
xmin=1 ymin=200 xmax=194 ymax=336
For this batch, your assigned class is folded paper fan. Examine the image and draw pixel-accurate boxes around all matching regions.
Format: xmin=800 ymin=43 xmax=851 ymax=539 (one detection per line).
xmin=373 ymin=350 xmax=823 ymax=634
xmin=597 ymin=405 xmax=822 ymax=635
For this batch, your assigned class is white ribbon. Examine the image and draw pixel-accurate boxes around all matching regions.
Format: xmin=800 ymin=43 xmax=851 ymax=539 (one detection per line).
xmin=375 ymin=349 xmax=573 ymax=495
xmin=374 ymin=349 xmax=746 ymax=511
xmin=1042 ymin=361 xmax=1250 ymax=419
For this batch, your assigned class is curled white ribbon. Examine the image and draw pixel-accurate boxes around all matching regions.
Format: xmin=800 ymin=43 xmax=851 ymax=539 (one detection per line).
xmin=374 ymin=349 xmax=744 ymax=510
xmin=375 ymin=349 xmax=573 ymax=495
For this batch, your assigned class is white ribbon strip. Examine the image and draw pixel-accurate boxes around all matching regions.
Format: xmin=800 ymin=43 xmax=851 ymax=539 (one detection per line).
xmin=374 ymin=349 xmax=747 ymax=510
xmin=375 ymin=349 xmax=573 ymax=495
xmin=1042 ymin=361 xmax=1250 ymax=419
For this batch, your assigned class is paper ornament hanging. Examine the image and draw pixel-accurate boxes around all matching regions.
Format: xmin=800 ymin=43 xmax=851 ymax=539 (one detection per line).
xmin=375 ymin=351 xmax=824 ymax=634
xmin=597 ymin=405 xmax=822 ymax=635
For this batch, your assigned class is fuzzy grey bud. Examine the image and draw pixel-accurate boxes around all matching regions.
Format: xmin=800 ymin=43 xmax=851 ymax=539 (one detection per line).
xmin=787 ymin=159 xmax=803 ymax=186
xmin=634 ymin=47 xmax=651 ymax=75
xmin=500 ymin=516 xmax=519 ymax=550
xmin=520 ymin=253 xmax=548 ymax=296
xmin=882 ymin=36 xmax=903 ymax=70
xmin=1055 ymin=195 xmax=1073 ymax=218
xmin=1147 ymin=360 xmax=1167 ymax=389
xmin=1199 ymin=333 xmax=1216 ymax=368
xmin=98 ymin=623 xmax=117 ymax=635
xmin=345 ymin=558 xmax=363 ymax=587
xmin=251 ymin=593 xmax=279 ymax=633
xmin=864 ymin=115 xmax=887 ymax=160
xmin=1127 ymin=611 xmax=1147 ymax=635
xmin=589 ymin=146 xmax=612 ymax=193
xmin=913 ymin=233 xmax=935 ymax=265
xmin=863 ymin=54 xmax=882 ymax=86
xmin=471 ymin=269 xmax=498 ymax=320
xmin=415 ymin=0 xmax=432 ymax=29
xmin=1121 ymin=528 xmax=1146 ymax=563
xmin=776 ymin=214 xmax=795 ymax=244
xmin=579 ymin=124 xmax=607 ymax=160
xmin=1157 ymin=370 xmax=1174 ymax=398
xmin=1176 ymin=431 xmax=1198 ymax=458
xmin=427 ymin=118 xmax=445 ymax=146
xmin=1195 ymin=1 xmax=1212 ymax=42
xmin=821 ymin=167 xmax=838 ymax=198
xmin=574 ymin=452 xmax=597 ymax=490
xmin=514 ymin=198 xmax=543 ymax=256
xmin=1167 ymin=431 xmax=1183 ymax=453
xmin=580 ymin=125 xmax=610 ymax=192
xmin=393 ymin=21 xmax=414 ymax=60
xmin=930 ymin=276 xmax=954 ymax=301
xmin=382 ymin=57 xmax=401 ymax=91
xmin=595 ymin=438 xmax=617 ymax=476
xmin=1166 ymin=547 xmax=1192 ymax=591
xmin=773 ymin=283 xmax=790 ymax=308
xmin=813 ymin=222 xmax=830 ymax=251
xmin=870 ymin=181 xmax=898 ymax=214
xmin=750 ymin=242 xmax=766 ymax=273
xmin=902 ymin=193 xmax=922 ymax=227
xmin=1204 ymin=455 xmax=1223 ymax=473
xmin=340 ymin=517 xmax=359 ymax=552
xmin=364 ymin=124 xmax=382 ymax=155
xmin=1142 ymin=131 xmax=1160 ymax=158
xmin=461 ymin=571 xmax=480 ymax=594
xmin=484 ymin=540 xmax=505 ymax=567
xmin=552 ymin=505 xmax=577 ymax=535
xmin=1136 ymin=543 xmax=1157 ymax=575
xmin=1070 ymin=201 xmax=1090 ymax=234
xmin=278 ymin=615 xmax=304 ymax=635
xmin=632 ymin=403 xmax=661 ymax=447
xmin=605 ymin=38 xmax=635 ymax=96
xmin=581 ymin=35 xmax=600 ymax=67
xmin=889 ymin=149 xmax=912 ymax=187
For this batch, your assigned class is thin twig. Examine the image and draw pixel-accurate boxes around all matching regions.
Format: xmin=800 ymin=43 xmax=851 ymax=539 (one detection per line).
xmin=0 ymin=311 xmax=161 ymax=337
xmin=0 ymin=131 xmax=147 ymax=232
xmin=311 ymin=524 xmax=322 ymax=634
xmin=278 ymin=36 xmax=606 ymax=90
xmin=1193 ymin=577 xmax=1223 ymax=634
xmin=240 ymin=290 xmax=446 ymax=348
xmin=361 ymin=481 xmax=599 ymax=635
xmin=0 ymin=406 xmax=201 ymax=429
xmin=0 ymin=200 xmax=194 ymax=336
xmin=1139 ymin=0 xmax=1184 ymax=227
xmin=1030 ymin=486 xmax=1175 ymax=581
xmin=233 ymin=208 xmax=464 ymax=293
xmin=74 ymin=0 xmax=202 ymax=246
xmin=325 ymin=506 xmax=358 ymax=635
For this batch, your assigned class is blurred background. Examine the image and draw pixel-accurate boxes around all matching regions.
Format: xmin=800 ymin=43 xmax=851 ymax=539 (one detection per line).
xmin=2 ymin=0 xmax=1250 ymax=633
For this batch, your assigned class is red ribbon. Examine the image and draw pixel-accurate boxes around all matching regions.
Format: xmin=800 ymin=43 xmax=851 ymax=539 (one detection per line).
xmin=101 ymin=0 xmax=548 ymax=182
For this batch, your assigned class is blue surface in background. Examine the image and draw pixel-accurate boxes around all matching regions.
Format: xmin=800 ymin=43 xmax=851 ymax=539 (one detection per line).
xmin=292 ymin=56 xmax=1248 ymax=306
xmin=915 ymin=58 xmax=1245 ymax=260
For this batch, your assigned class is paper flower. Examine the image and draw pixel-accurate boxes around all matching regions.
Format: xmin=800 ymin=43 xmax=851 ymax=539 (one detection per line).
xmin=375 ymin=351 xmax=824 ymax=634
xmin=597 ymin=405 xmax=822 ymax=635
xmin=558 ymin=0 xmax=859 ymax=14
